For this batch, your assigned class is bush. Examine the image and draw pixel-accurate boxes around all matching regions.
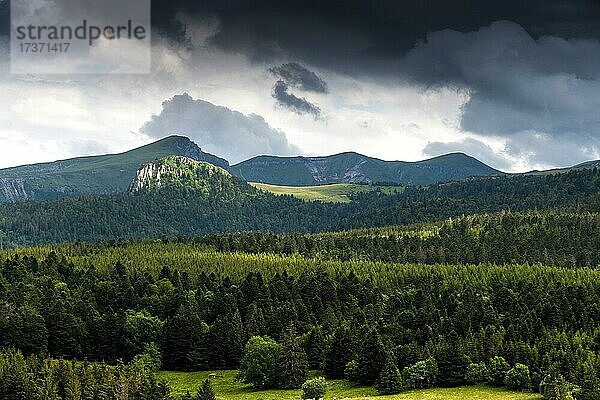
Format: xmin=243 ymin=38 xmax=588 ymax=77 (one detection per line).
xmin=403 ymin=358 xmax=437 ymax=389
xmin=301 ymin=377 xmax=326 ymax=400
xmin=344 ymin=360 xmax=359 ymax=382
xmin=540 ymin=375 xmax=577 ymax=400
xmin=505 ymin=363 xmax=531 ymax=391
xmin=488 ymin=356 xmax=510 ymax=386
xmin=123 ymin=309 xmax=165 ymax=358
xmin=465 ymin=362 xmax=491 ymax=385
xmin=375 ymin=358 xmax=405 ymax=395
xmin=237 ymin=336 xmax=282 ymax=389
xmin=130 ymin=342 xmax=162 ymax=372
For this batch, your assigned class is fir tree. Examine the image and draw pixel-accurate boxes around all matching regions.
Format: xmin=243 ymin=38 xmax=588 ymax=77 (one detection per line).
xmin=355 ymin=327 xmax=388 ymax=385
xmin=195 ymin=379 xmax=216 ymax=400
xmin=323 ymin=323 xmax=353 ymax=379
xmin=278 ymin=324 xmax=309 ymax=389
xmin=375 ymin=358 xmax=404 ymax=395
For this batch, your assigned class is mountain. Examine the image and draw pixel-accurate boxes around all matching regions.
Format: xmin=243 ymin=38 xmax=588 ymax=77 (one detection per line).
xmin=0 ymin=136 xmax=228 ymax=203
xmin=0 ymin=157 xmax=339 ymax=248
xmin=229 ymin=152 xmax=501 ymax=186
xmin=527 ymin=160 xmax=600 ymax=176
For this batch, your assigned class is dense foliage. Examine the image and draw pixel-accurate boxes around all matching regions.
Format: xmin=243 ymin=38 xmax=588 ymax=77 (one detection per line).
xmin=193 ymin=208 xmax=600 ymax=267
xmin=1 ymin=249 xmax=600 ymax=396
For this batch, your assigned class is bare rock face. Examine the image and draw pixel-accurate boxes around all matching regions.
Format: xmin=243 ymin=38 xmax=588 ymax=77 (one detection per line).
xmin=0 ymin=178 xmax=29 ymax=202
xmin=129 ymin=157 xmax=188 ymax=192
xmin=304 ymin=157 xmax=370 ymax=184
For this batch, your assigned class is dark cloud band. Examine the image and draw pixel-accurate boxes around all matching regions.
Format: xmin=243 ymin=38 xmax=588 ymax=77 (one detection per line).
xmin=271 ymin=80 xmax=321 ymax=119
xmin=269 ymin=62 xmax=328 ymax=93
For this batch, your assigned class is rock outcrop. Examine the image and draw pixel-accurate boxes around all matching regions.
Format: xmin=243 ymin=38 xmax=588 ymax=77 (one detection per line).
xmin=129 ymin=156 xmax=232 ymax=193
xmin=0 ymin=178 xmax=29 ymax=202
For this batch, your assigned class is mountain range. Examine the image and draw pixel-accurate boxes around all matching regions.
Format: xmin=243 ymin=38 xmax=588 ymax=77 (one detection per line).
xmin=230 ymin=151 xmax=499 ymax=186
xmin=0 ymin=135 xmax=503 ymax=203
xmin=0 ymin=134 xmax=598 ymax=204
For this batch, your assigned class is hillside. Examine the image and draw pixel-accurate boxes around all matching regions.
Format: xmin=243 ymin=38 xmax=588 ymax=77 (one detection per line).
xmin=230 ymin=151 xmax=500 ymax=186
xmin=1 ymin=165 xmax=600 ymax=249
xmin=250 ymin=182 xmax=403 ymax=202
xmin=3 ymin=134 xmax=600 ymax=204
xmin=129 ymin=156 xmax=236 ymax=194
xmin=0 ymin=156 xmax=341 ymax=248
xmin=0 ymin=136 xmax=228 ymax=203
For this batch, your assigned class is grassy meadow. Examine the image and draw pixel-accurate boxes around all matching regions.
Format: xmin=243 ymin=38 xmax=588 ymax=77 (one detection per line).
xmin=250 ymin=182 xmax=402 ymax=202
xmin=158 ymin=370 xmax=542 ymax=400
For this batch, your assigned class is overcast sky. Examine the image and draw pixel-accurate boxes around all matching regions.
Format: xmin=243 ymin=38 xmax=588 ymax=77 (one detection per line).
xmin=1 ymin=0 xmax=600 ymax=171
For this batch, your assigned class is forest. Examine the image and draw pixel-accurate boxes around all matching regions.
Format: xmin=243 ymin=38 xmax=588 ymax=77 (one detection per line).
xmin=2 ymin=168 xmax=600 ymax=399
xmin=1 ymin=240 xmax=599 ymax=399
xmin=1 ymin=167 xmax=600 ymax=248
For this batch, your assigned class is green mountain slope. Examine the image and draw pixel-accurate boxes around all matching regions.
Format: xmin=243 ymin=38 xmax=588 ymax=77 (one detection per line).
xmin=0 ymin=136 xmax=228 ymax=203
xmin=527 ymin=160 xmax=600 ymax=176
xmin=1 ymin=164 xmax=600 ymax=249
xmin=230 ymin=152 xmax=501 ymax=186
xmin=0 ymin=156 xmax=340 ymax=248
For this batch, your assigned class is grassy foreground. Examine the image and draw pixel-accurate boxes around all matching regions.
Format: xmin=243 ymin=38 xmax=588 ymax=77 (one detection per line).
xmin=158 ymin=371 xmax=542 ymax=400
xmin=250 ymin=182 xmax=402 ymax=203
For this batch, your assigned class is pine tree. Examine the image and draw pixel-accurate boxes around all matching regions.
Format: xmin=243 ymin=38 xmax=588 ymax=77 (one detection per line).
xmin=375 ymin=358 xmax=404 ymax=395
xmin=355 ymin=327 xmax=388 ymax=385
xmin=436 ymin=331 xmax=469 ymax=387
xmin=304 ymin=326 xmax=326 ymax=369
xmin=195 ymin=379 xmax=216 ymax=400
xmin=323 ymin=323 xmax=353 ymax=379
xmin=278 ymin=324 xmax=309 ymax=389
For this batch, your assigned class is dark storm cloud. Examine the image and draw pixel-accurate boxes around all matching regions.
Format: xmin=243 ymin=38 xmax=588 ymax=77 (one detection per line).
xmin=404 ymin=20 xmax=600 ymax=166
xmin=141 ymin=93 xmax=300 ymax=163
xmin=269 ymin=62 xmax=328 ymax=93
xmin=149 ymin=0 xmax=600 ymax=74
xmin=272 ymin=80 xmax=321 ymax=119
xmin=0 ymin=0 xmax=8 ymax=37
xmin=146 ymin=0 xmax=600 ymax=166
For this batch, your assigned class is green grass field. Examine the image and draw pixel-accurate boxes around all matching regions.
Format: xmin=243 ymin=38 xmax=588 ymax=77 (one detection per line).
xmin=158 ymin=370 xmax=542 ymax=400
xmin=250 ymin=183 xmax=402 ymax=203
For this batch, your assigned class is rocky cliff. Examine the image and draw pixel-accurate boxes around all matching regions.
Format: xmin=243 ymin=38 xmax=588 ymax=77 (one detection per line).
xmin=0 ymin=178 xmax=29 ymax=203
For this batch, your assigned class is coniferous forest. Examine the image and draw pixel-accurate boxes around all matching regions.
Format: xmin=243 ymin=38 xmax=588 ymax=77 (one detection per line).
xmin=1 ymin=165 xmax=600 ymax=399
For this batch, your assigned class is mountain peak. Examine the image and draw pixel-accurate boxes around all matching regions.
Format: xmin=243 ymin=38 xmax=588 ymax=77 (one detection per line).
xmin=146 ymin=136 xmax=230 ymax=170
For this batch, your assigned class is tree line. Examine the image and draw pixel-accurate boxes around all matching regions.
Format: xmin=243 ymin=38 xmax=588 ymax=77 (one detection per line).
xmin=190 ymin=208 xmax=600 ymax=267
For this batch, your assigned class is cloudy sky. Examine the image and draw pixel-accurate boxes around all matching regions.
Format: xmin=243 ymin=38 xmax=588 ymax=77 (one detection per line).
xmin=1 ymin=0 xmax=600 ymax=171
